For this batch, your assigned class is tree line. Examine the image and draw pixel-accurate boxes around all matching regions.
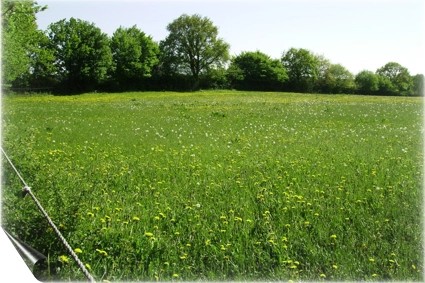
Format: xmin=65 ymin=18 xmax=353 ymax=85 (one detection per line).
xmin=2 ymin=0 xmax=423 ymax=96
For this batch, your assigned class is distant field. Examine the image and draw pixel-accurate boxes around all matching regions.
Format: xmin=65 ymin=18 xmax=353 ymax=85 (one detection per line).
xmin=1 ymin=91 xmax=423 ymax=281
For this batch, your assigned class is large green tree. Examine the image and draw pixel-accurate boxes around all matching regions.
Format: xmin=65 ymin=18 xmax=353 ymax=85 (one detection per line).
xmin=376 ymin=62 xmax=413 ymax=96
xmin=110 ymin=26 xmax=159 ymax=90
xmin=227 ymin=51 xmax=287 ymax=91
xmin=355 ymin=70 xmax=380 ymax=95
xmin=2 ymin=0 xmax=46 ymax=87
xmin=281 ymin=48 xmax=320 ymax=92
xmin=159 ymin=14 xmax=230 ymax=89
xmin=318 ymin=63 xmax=355 ymax=94
xmin=412 ymin=74 xmax=424 ymax=96
xmin=46 ymin=18 xmax=112 ymax=92
xmin=11 ymin=31 xmax=57 ymax=89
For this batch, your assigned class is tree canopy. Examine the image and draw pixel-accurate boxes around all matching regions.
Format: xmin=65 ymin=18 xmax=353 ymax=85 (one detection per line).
xmin=110 ymin=26 xmax=159 ymax=90
xmin=281 ymin=48 xmax=320 ymax=92
xmin=319 ymin=63 xmax=355 ymax=94
xmin=46 ymin=18 xmax=113 ymax=92
xmin=2 ymin=6 xmax=423 ymax=96
xmin=227 ymin=51 xmax=287 ymax=91
xmin=376 ymin=62 xmax=413 ymax=96
xmin=159 ymin=14 xmax=230 ymax=89
xmin=355 ymin=70 xmax=380 ymax=95
xmin=1 ymin=0 xmax=46 ymax=86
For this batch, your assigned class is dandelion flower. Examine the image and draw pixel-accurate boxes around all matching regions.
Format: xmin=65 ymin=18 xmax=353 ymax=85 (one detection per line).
xmin=96 ymin=249 xmax=108 ymax=256
xmin=74 ymin=248 xmax=83 ymax=254
xmin=59 ymin=255 xmax=69 ymax=263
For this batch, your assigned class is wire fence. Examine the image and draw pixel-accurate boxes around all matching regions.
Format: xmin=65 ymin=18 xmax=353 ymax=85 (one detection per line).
xmin=1 ymin=147 xmax=96 ymax=282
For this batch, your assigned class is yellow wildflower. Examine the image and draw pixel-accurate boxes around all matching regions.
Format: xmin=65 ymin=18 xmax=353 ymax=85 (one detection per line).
xmin=96 ymin=249 xmax=108 ymax=256
xmin=59 ymin=255 xmax=69 ymax=263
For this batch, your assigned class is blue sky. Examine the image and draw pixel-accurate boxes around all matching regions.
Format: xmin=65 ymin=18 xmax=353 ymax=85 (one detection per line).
xmin=36 ymin=0 xmax=425 ymax=75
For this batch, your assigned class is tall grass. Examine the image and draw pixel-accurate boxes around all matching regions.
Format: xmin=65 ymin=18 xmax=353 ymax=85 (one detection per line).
xmin=1 ymin=90 xmax=423 ymax=281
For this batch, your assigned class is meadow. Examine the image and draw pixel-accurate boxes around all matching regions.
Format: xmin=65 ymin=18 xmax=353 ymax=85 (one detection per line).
xmin=1 ymin=90 xmax=423 ymax=281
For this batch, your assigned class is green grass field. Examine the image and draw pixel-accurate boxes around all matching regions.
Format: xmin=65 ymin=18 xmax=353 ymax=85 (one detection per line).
xmin=1 ymin=90 xmax=423 ymax=281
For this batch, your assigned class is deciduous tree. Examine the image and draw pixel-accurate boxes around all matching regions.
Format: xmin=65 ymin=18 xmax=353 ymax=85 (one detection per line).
xmin=227 ymin=51 xmax=287 ymax=91
xmin=46 ymin=18 xmax=112 ymax=92
xmin=159 ymin=14 xmax=230 ymax=90
xmin=412 ymin=74 xmax=424 ymax=96
xmin=376 ymin=62 xmax=413 ymax=96
xmin=2 ymin=0 xmax=46 ymax=87
xmin=281 ymin=48 xmax=320 ymax=92
xmin=110 ymin=26 xmax=159 ymax=90
xmin=319 ymin=63 xmax=355 ymax=94
xmin=355 ymin=70 xmax=380 ymax=95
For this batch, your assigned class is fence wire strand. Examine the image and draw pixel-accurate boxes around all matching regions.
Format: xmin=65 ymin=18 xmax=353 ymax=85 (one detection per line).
xmin=1 ymin=147 xmax=29 ymax=187
xmin=1 ymin=147 xmax=96 ymax=282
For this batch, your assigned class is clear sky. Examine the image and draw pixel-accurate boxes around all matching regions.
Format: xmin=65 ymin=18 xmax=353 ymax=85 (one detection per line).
xmin=35 ymin=0 xmax=425 ymax=75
